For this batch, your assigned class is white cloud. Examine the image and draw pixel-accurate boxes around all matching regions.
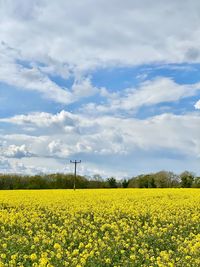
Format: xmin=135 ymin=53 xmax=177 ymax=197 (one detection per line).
xmin=72 ymin=77 xmax=99 ymax=98
xmin=0 ymin=110 xmax=77 ymax=128
xmin=84 ymin=77 xmax=200 ymax=113
xmin=1 ymin=1 xmax=200 ymax=106
xmin=1 ymin=0 xmax=200 ymax=71
xmin=48 ymin=140 xmax=73 ymax=157
xmin=0 ymin=43 xmax=73 ymax=104
xmin=0 ymin=43 xmax=99 ymax=104
xmin=125 ymin=78 xmax=200 ymax=109
xmin=0 ymin=143 xmax=33 ymax=158
xmin=48 ymin=140 xmax=62 ymax=154
xmin=1 ymin=109 xmax=200 ymax=176
xmin=194 ymin=100 xmax=200 ymax=109
xmin=1 ymin=110 xmax=200 ymax=158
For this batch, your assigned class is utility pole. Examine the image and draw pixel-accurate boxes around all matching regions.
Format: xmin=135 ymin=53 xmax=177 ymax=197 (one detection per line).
xmin=70 ymin=160 xmax=81 ymax=190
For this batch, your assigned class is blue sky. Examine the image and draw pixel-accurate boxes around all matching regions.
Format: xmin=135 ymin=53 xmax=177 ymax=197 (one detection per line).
xmin=0 ymin=0 xmax=200 ymax=177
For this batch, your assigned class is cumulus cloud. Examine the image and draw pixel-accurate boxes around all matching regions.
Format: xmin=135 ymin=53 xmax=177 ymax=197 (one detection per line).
xmin=0 ymin=144 xmax=33 ymax=158
xmin=1 ymin=109 xmax=200 ymax=175
xmin=48 ymin=140 xmax=73 ymax=157
xmin=48 ymin=140 xmax=62 ymax=154
xmin=1 ymin=110 xmax=200 ymax=158
xmin=0 ymin=110 xmax=77 ymax=128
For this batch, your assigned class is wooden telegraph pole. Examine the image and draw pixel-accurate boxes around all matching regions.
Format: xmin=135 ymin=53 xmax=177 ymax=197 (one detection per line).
xmin=70 ymin=160 xmax=81 ymax=190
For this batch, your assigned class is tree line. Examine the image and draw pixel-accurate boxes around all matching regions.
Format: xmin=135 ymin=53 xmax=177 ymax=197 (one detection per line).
xmin=0 ymin=170 xmax=199 ymax=190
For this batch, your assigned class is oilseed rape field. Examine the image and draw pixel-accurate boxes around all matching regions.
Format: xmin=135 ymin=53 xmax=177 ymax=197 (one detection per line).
xmin=0 ymin=189 xmax=199 ymax=267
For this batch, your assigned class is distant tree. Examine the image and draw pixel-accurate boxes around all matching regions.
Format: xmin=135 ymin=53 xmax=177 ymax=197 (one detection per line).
xmin=148 ymin=176 xmax=156 ymax=188
xmin=92 ymin=174 xmax=103 ymax=181
xmin=192 ymin=177 xmax=200 ymax=188
xmin=139 ymin=175 xmax=149 ymax=188
xmin=128 ymin=171 xmax=180 ymax=188
xmin=180 ymin=171 xmax=195 ymax=188
xmin=0 ymin=170 xmax=196 ymax=189
xmin=170 ymin=172 xmax=180 ymax=188
xmin=87 ymin=174 xmax=108 ymax=188
xmin=107 ymin=177 xmax=118 ymax=188
xmin=122 ymin=179 xmax=129 ymax=188
xmin=154 ymin=171 xmax=170 ymax=188
xmin=127 ymin=176 xmax=138 ymax=188
xmin=128 ymin=175 xmax=149 ymax=188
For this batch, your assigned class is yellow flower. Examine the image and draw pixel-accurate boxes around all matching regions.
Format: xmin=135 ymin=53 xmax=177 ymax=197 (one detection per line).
xmin=0 ymin=254 xmax=6 ymax=259
xmin=2 ymin=244 xmax=7 ymax=249
xmin=54 ymin=243 xmax=61 ymax=250
xmin=30 ymin=253 xmax=37 ymax=261
xmin=105 ymin=258 xmax=111 ymax=264
xmin=0 ymin=188 xmax=199 ymax=266
xmin=56 ymin=252 xmax=62 ymax=259
xmin=130 ymin=254 xmax=136 ymax=260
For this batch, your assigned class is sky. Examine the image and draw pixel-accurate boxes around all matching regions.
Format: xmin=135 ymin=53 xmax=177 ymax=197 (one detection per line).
xmin=0 ymin=0 xmax=200 ymax=178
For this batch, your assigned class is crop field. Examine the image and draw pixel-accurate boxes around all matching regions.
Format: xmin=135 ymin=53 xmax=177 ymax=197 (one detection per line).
xmin=0 ymin=189 xmax=199 ymax=267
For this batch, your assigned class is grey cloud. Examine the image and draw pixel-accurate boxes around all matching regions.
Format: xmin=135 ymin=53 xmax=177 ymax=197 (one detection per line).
xmin=1 ymin=1 xmax=200 ymax=105
xmin=1 ymin=0 xmax=200 ymax=71
xmin=185 ymin=48 xmax=200 ymax=61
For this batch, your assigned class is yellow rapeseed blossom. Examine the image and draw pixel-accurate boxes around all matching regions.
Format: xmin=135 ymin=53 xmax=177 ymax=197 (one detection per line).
xmin=30 ymin=253 xmax=37 ymax=261
xmin=0 ymin=189 xmax=199 ymax=266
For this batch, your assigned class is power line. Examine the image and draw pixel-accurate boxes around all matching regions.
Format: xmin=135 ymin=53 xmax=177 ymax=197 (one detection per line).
xmin=70 ymin=160 xmax=81 ymax=190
